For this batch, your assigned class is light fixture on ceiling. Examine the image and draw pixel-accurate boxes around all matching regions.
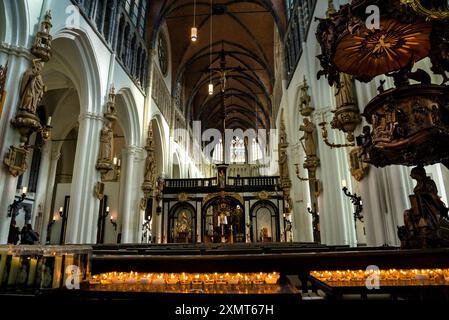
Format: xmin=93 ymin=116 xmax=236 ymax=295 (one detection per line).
xmin=208 ymin=83 xmax=214 ymax=95
xmin=208 ymin=0 xmax=213 ymax=95
xmin=191 ymin=0 xmax=198 ymax=41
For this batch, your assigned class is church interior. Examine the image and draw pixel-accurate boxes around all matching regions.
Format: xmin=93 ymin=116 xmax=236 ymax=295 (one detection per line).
xmin=2 ymin=0 xmax=449 ymax=313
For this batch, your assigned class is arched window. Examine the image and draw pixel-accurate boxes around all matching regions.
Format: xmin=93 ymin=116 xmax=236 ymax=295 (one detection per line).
xmin=116 ymin=15 xmax=125 ymax=57
xmin=212 ymin=139 xmax=223 ymax=163
xmin=130 ymin=35 xmax=137 ymax=73
xmin=103 ymin=0 xmax=115 ymax=43
xmin=141 ymin=55 xmax=148 ymax=87
xmin=136 ymin=45 xmax=142 ymax=78
xmin=250 ymin=138 xmax=263 ymax=163
xmin=230 ymin=137 xmax=245 ymax=163
xmin=138 ymin=0 xmax=148 ymax=37
xmin=95 ymin=0 xmax=106 ymax=31
xmin=121 ymin=24 xmax=131 ymax=64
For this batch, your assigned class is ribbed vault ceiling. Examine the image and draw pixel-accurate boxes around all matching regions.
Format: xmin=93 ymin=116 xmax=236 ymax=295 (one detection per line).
xmin=147 ymin=0 xmax=286 ymax=131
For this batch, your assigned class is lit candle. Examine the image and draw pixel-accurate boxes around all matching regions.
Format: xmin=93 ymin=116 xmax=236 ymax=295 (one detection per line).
xmin=228 ymin=274 xmax=239 ymax=285
xmin=341 ymin=179 xmax=347 ymax=188
xmin=117 ymin=159 xmax=121 ymax=167
xmin=167 ymin=273 xmax=178 ymax=285
xmin=89 ymin=275 xmax=100 ymax=285
xmin=112 ymin=277 xmax=124 ymax=284
xmin=125 ymin=272 xmax=137 ymax=284
xmin=47 ymin=116 xmax=52 ymax=126
xmin=113 ymin=157 xmax=117 ymax=165
xmin=106 ymin=206 xmax=110 ymax=213
xmin=265 ymin=273 xmax=279 ymax=285
xmin=152 ymin=275 xmax=164 ymax=285
xmin=22 ymin=186 xmax=27 ymax=194
xmin=139 ymin=274 xmax=151 ymax=285
xmin=59 ymin=207 xmax=63 ymax=213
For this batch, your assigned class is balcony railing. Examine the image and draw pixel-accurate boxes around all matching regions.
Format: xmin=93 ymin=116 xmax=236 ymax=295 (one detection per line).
xmin=164 ymin=178 xmax=218 ymax=190
xmin=163 ymin=176 xmax=281 ymax=194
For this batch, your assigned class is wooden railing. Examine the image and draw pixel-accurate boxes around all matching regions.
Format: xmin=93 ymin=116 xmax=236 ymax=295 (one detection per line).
xmin=163 ymin=176 xmax=281 ymax=193
xmin=227 ymin=176 xmax=280 ymax=188
xmin=164 ymin=178 xmax=217 ymax=189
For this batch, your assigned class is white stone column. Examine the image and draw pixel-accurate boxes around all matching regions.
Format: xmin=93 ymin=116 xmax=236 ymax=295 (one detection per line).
xmin=31 ymin=142 xmax=52 ymax=241
xmin=120 ymin=145 xmax=139 ymax=243
xmin=38 ymin=147 xmax=61 ymax=243
xmin=0 ymin=53 xmax=29 ymax=243
xmin=65 ymin=112 xmax=102 ymax=244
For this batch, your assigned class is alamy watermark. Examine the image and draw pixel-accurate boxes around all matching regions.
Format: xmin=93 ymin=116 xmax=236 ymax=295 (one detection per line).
xmin=365 ymin=265 xmax=380 ymax=290
xmin=65 ymin=265 xmax=81 ymax=290
xmin=365 ymin=5 xmax=380 ymax=30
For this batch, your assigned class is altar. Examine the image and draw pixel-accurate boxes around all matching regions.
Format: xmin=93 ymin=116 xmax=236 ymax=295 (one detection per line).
xmin=159 ymin=165 xmax=286 ymax=244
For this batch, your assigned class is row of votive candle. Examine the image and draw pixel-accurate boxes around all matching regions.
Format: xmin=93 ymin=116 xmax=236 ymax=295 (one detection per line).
xmin=311 ymin=268 xmax=449 ymax=283
xmin=89 ymin=272 xmax=280 ymax=286
xmin=0 ymin=245 xmax=92 ymax=290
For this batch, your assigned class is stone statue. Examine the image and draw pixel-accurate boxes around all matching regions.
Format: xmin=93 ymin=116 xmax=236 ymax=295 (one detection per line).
xmin=278 ymin=148 xmax=289 ymax=180
xmin=218 ymin=169 xmax=226 ymax=188
xmin=0 ymin=64 xmax=7 ymax=96
xmin=147 ymin=123 xmax=154 ymax=149
xmin=299 ymin=118 xmax=317 ymax=158
xmin=278 ymin=113 xmax=291 ymax=183
xmin=279 ymin=117 xmax=287 ymax=145
xmin=335 ymin=73 xmax=355 ymax=108
xmin=98 ymin=122 xmax=113 ymax=161
xmin=144 ymin=151 xmax=155 ymax=183
xmin=398 ymin=166 xmax=449 ymax=248
xmin=106 ymin=85 xmax=116 ymax=115
xmin=19 ymin=59 xmax=47 ymax=114
xmin=298 ymin=76 xmax=313 ymax=116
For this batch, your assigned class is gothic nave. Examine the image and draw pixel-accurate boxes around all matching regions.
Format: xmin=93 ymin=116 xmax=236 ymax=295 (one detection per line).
xmin=2 ymin=0 xmax=449 ymax=315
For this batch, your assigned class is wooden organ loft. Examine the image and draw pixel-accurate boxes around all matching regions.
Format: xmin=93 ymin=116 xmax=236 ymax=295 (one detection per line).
xmin=160 ymin=165 xmax=287 ymax=244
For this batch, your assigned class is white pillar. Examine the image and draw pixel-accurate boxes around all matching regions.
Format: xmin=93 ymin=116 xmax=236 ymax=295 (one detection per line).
xmin=120 ymin=146 xmax=138 ymax=243
xmin=31 ymin=142 xmax=52 ymax=241
xmin=0 ymin=54 xmax=29 ymax=244
xmin=65 ymin=112 xmax=102 ymax=244
xmin=38 ymin=148 xmax=61 ymax=243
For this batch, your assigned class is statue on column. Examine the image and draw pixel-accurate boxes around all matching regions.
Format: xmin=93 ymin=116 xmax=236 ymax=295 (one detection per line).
xmin=98 ymin=122 xmax=113 ymax=162
xmin=142 ymin=122 xmax=156 ymax=198
xmin=278 ymin=148 xmax=289 ymax=181
xmin=298 ymin=76 xmax=314 ymax=116
xmin=144 ymin=152 xmax=156 ymax=185
xmin=299 ymin=117 xmax=317 ymax=158
xmin=0 ymin=63 xmax=7 ymax=102
xmin=335 ymin=73 xmax=355 ymax=108
xmin=398 ymin=166 xmax=449 ymax=248
xmin=278 ymin=111 xmax=292 ymax=203
xmin=18 ymin=59 xmax=46 ymax=114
